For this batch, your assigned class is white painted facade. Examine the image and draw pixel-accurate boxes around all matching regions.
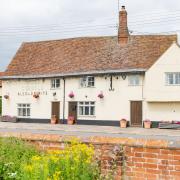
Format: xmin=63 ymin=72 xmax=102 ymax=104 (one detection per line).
xmin=144 ymin=42 xmax=180 ymax=122
xmin=2 ymin=42 xmax=180 ymax=125
xmin=2 ymin=75 xmax=143 ymax=122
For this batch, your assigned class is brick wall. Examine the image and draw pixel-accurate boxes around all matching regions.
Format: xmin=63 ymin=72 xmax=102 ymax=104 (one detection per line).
xmin=0 ymin=132 xmax=179 ymax=180
xmin=124 ymin=146 xmax=180 ymax=180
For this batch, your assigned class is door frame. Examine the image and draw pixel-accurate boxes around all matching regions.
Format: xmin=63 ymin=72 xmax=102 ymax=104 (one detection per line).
xmin=51 ymin=101 xmax=60 ymax=120
xmin=130 ymin=101 xmax=143 ymax=127
xmin=68 ymin=101 xmax=78 ymax=123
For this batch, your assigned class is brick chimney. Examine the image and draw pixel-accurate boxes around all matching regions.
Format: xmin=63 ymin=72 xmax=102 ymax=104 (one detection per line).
xmin=118 ymin=6 xmax=129 ymax=46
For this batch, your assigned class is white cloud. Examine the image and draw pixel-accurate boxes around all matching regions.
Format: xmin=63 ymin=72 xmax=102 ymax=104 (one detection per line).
xmin=0 ymin=0 xmax=180 ymax=71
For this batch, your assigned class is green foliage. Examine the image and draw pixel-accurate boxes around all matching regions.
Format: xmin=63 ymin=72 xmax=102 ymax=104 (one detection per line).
xmin=0 ymin=137 xmax=39 ymax=179
xmin=21 ymin=139 xmax=101 ymax=180
xmin=0 ymin=138 xmax=102 ymax=180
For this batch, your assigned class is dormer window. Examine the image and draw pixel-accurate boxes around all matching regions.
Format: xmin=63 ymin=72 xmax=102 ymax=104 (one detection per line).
xmin=51 ymin=79 xmax=60 ymax=89
xmin=80 ymin=76 xmax=95 ymax=88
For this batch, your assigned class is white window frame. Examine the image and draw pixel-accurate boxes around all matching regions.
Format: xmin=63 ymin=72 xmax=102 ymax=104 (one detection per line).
xmin=51 ymin=78 xmax=60 ymax=89
xmin=80 ymin=76 xmax=95 ymax=88
xmin=17 ymin=104 xmax=31 ymax=118
xmin=128 ymin=75 xmax=140 ymax=86
xmin=78 ymin=102 xmax=95 ymax=116
xmin=165 ymin=72 xmax=180 ymax=85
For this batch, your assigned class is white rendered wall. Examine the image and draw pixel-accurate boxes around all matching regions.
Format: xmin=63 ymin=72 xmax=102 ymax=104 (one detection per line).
xmin=2 ymin=75 xmax=143 ymax=121
xmin=144 ymin=42 xmax=180 ymax=122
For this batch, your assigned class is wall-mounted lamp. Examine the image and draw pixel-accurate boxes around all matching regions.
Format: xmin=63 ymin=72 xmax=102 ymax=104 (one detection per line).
xmin=121 ymin=74 xmax=126 ymax=80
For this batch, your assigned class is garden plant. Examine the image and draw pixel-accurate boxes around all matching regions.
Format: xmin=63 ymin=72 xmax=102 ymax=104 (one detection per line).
xmin=0 ymin=137 xmax=101 ymax=180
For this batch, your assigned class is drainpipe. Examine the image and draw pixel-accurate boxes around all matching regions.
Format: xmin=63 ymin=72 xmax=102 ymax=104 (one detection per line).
xmin=63 ymin=77 xmax=66 ymax=124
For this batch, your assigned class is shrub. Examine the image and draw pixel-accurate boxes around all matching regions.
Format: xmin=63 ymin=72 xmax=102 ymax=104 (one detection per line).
xmin=21 ymin=139 xmax=101 ymax=180
xmin=0 ymin=137 xmax=39 ymax=179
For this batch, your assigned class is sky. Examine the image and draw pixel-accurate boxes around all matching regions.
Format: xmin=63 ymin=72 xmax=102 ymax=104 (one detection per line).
xmin=1 ymin=0 xmax=180 ymax=71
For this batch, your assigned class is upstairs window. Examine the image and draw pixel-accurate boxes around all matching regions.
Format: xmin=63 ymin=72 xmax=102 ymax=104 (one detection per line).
xmin=78 ymin=102 xmax=95 ymax=116
xmin=51 ymin=79 xmax=60 ymax=89
xmin=80 ymin=76 xmax=95 ymax=88
xmin=166 ymin=72 xmax=180 ymax=85
xmin=128 ymin=75 xmax=140 ymax=86
xmin=17 ymin=104 xmax=30 ymax=117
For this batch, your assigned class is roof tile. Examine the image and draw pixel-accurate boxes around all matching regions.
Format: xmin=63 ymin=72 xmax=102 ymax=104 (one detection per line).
xmin=5 ymin=35 xmax=177 ymax=77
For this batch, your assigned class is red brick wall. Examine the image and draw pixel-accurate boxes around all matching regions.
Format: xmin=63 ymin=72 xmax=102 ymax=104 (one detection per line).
xmin=31 ymin=140 xmax=180 ymax=180
xmin=0 ymin=132 xmax=179 ymax=180
xmin=124 ymin=146 xmax=180 ymax=180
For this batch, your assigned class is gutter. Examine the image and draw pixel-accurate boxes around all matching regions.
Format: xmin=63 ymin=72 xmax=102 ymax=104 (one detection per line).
xmin=1 ymin=69 xmax=147 ymax=80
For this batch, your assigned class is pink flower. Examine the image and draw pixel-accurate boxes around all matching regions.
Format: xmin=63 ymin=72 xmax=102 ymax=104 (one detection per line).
xmin=68 ymin=91 xmax=74 ymax=98
xmin=97 ymin=92 xmax=104 ymax=99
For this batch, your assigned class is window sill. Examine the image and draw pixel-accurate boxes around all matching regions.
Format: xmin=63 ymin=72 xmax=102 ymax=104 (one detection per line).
xmin=79 ymin=86 xmax=96 ymax=89
xmin=17 ymin=116 xmax=31 ymax=119
xmin=50 ymin=88 xmax=61 ymax=90
xmin=128 ymin=85 xmax=142 ymax=87
xmin=78 ymin=115 xmax=96 ymax=118
xmin=165 ymin=84 xmax=180 ymax=86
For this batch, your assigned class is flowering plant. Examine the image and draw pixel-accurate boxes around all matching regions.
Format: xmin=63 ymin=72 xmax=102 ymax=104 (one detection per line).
xmin=21 ymin=139 xmax=99 ymax=179
xmin=97 ymin=92 xmax=104 ymax=99
xmin=0 ymin=115 xmax=17 ymax=123
xmin=120 ymin=118 xmax=127 ymax=122
xmin=68 ymin=91 xmax=74 ymax=98
xmin=4 ymin=95 xmax=9 ymax=99
xmin=144 ymin=119 xmax=151 ymax=123
xmin=33 ymin=93 xmax=39 ymax=99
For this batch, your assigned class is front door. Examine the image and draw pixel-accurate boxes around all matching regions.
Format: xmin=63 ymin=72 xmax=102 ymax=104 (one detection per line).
xmin=51 ymin=102 xmax=60 ymax=121
xmin=68 ymin=102 xmax=77 ymax=123
xmin=130 ymin=101 xmax=142 ymax=127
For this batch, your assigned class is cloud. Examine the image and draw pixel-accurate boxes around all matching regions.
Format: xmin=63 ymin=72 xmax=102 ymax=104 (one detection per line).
xmin=0 ymin=0 xmax=180 ymax=71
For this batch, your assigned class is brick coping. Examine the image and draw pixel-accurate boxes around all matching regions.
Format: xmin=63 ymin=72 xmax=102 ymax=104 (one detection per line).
xmin=0 ymin=132 xmax=179 ymax=150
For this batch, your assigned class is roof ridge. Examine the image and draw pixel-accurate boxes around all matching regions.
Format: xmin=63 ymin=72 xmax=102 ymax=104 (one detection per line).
xmin=23 ymin=35 xmax=116 ymax=44
xmin=22 ymin=34 xmax=177 ymax=44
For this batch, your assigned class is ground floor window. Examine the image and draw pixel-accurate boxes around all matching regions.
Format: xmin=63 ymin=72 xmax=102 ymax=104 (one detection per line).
xmin=17 ymin=104 xmax=31 ymax=117
xmin=78 ymin=102 xmax=95 ymax=116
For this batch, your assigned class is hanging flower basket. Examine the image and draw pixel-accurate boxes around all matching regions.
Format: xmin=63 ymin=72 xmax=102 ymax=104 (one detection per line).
xmin=33 ymin=93 xmax=39 ymax=99
xmin=97 ymin=92 xmax=104 ymax=99
xmin=68 ymin=91 xmax=74 ymax=98
xmin=4 ymin=95 xmax=9 ymax=99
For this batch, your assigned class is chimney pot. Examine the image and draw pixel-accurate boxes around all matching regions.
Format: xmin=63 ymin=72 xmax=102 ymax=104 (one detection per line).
xmin=121 ymin=6 xmax=126 ymax=10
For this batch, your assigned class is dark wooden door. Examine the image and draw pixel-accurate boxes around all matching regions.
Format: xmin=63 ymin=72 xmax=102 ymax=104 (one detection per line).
xmin=51 ymin=102 xmax=60 ymax=120
xmin=68 ymin=102 xmax=77 ymax=123
xmin=130 ymin=101 xmax=142 ymax=127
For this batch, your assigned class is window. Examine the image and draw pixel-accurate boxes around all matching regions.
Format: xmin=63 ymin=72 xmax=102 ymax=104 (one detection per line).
xmin=17 ymin=104 xmax=31 ymax=117
xmin=78 ymin=102 xmax=95 ymax=116
xmin=51 ymin=79 xmax=60 ymax=89
xmin=128 ymin=75 xmax=140 ymax=86
xmin=166 ymin=73 xmax=180 ymax=85
xmin=80 ymin=76 xmax=95 ymax=87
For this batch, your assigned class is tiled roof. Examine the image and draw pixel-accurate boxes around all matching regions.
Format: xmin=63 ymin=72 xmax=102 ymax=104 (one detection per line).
xmin=5 ymin=35 xmax=176 ymax=77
